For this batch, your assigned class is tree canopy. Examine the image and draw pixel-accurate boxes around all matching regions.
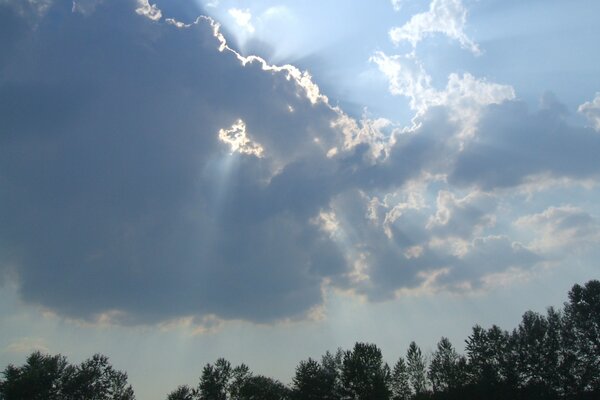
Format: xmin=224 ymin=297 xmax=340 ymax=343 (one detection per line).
xmin=2 ymin=280 xmax=599 ymax=400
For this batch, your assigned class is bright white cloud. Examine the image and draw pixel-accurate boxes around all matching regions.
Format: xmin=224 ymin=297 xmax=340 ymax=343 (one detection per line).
xmin=370 ymin=51 xmax=433 ymax=113
xmin=389 ymin=0 xmax=480 ymax=55
xmin=371 ymin=49 xmax=514 ymax=136
xmin=578 ymin=93 xmax=600 ymax=131
xmin=218 ymin=119 xmax=264 ymax=157
xmin=135 ymin=0 xmax=161 ymax=21
xmin=228 ymin=7 xmax=255 ymax=34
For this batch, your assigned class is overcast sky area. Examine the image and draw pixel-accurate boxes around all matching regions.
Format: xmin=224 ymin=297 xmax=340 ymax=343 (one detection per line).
xmin=1 ymin=0 xmax=600 ymax=398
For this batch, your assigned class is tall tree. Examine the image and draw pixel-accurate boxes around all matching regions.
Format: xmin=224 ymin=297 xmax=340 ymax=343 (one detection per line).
xmin=320 ymin=349 xmax=343 ymax=400
xmin=293 ymin=358 xmax=337 ymax=400
xmin=229 ymin=363 xmax=251 ymax=400
xmin=514 ymin=311 xmax=550 ymax=390
xmin=64 ymin=354 xmax=135 ymax=400
xmin=0 ymin=352 xmax=135 ymax=400
xmin=465 ymin=324 xmax=516 ymax=388
xmin=0 ymin=352 xmax=70 ymax=400
xmin=562 ymin=280 xmax=600 ymax=394
xmin=166 ymin=385 xmax=196 ymax=400
xmin=341 ymin=343 xmax=390 ymax=400
xmin=428 ymin=337 xmax=461 ymax=393
xmin=390 ymin=357 xmax=411 ymax=400
xmin=238 ymin=375 xmax=290 ymax=400
xmin=198 ymin=358 xmax=232 ymax=400
xmin=406 ymin=342 xmax=427 ymax=396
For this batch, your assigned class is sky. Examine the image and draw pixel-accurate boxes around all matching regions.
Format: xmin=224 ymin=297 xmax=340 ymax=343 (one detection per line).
xmin=1 ymin=0 xmax=599 ymax=398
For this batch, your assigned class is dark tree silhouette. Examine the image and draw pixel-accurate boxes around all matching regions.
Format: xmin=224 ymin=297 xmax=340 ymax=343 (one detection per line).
xmin=320 ymin=349 xmax=343 ymax=400
xmin=428 ymin=337 xmax=466 ymax=393
xmin=229 ymin=363 xmax=252 ymax=400
xmin=390 ymin=357 xmax=411 ymax=400
xmin=238 ymin=375 xmax=290 ymax=400
xmin=341 ymin=342 xmax=390 ymax=400
xmin=406 ymin=342 xmax=427 ymax=396
xmin=0 ymin=352 xmax=134 ymax=400
xmin=5 ymin=280 xmax=600 ymax=400
xmin=564 ymin=280 xmax=600 ymax=393
xmin=166 ymin=385 xmax=196 ymax=400
xmin=292 ymin=357 xmax=337 ymax=400
xmin=198 ymin=358 xmax=231 ymax=400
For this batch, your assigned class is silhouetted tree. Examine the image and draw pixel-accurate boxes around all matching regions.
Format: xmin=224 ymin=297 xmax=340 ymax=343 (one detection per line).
xmin=320 ymin=349 xmax=343 ymax=400
xmin=0 ymin=352 xmax=70 ymax=400
xmin=238 ymin=375 xmax=290 ymax=400
xmin=198 ymin=358 xmax=231 ymax=400
xmin=465 ymin=324 xmax=516 ymax=390
xmin=341 ymin=342 xmax=390 ymax=400
xmin=390 ymin=357 xmax=411 ymax=400
xmin=229 ymin=363 xmax=251 ymax=400
xmin=166 ymin=385 xmax=196 ymax=400
xmin=428 ymin=337 xmax=464 ymax=393
xmin=562 ymin=280 xmax=600 ymax=395
xmin=293 ymin=357 xmax=337 ymax=400
xmin=406 ymin=342 xmax=427 ymax=396
xmin=0 ymin=352 xmax=134 ymax=400
xmin=65 ymin=354 xmax=135 ymax=400
xmin=513 ymin=310 xmax=555 ymax=396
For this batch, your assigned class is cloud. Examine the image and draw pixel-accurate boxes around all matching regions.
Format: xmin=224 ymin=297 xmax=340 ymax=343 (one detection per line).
xmin=578 ymin=93 xmax=600 ymax=131
xmin=228 ymin=7 xmax=254 ymax=34
xmin=389 ymin=0 xmax=480 ymax=55
xmin=1 ymin=0 xmax=598 ymax=327
xmin=218 ymin=119 xmax=264 ymax=157
xmin=135 ymin=0 xmax=161 ymax=21
xmin=0 ymin=0 xmax=347 ymax=324
xmin=515 ymin=206 xmax=600 ymax=252
xmin=71 ymin=0 xmax=103 ymax=15
xmin=391 ymin=0 xmax=404 ymax=12
xmin=370 ymin=49 xmax=514 ymax=136
xmin=449 ymin=99 xmax=600 ymax=189
xmin=5 ymin=337 xmax=49 ymax=354
xmin=426 ymin=190 xmax=496 ymax=238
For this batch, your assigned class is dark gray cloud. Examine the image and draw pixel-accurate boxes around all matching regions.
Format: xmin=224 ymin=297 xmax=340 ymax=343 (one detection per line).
xmin=1 ymin=0 xmax=596 ymax=326
xmin=449 ymin=98 xmax=600 ymax=189
xmin=0 ymin=0 xmax=347 ymax=324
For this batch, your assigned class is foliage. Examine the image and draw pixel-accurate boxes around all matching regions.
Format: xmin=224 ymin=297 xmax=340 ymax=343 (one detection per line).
xmin=341 ymin=342 xmax=390 ymax=400
xmin=0 ymin=352 xmax=134 ymax=400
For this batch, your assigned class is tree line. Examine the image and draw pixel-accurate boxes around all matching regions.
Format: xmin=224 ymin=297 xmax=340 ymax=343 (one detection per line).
xmin=1 ymin=280 xmax=599 ymax=400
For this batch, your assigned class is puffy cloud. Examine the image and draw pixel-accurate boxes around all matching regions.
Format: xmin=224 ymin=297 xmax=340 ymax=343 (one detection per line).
xmin=389 ymin=0 xmax=480 ymax=55
xmin=218 ymin=119 xmax=264 ymax=157
xmin=228 ymin=7 xmax=254 ymax=34
xmin=578 ymin=93 xmax=600 ymax=131
xmin=449 ymin=99 xmax=600 ymax=189
xmin=371 ymin=51 xmax=514 ymax=136
xmin=135 ymin=0 xmax=161 ymax=21
xmin=0 ymin=0 xmax=597 ymax=327
xmin=515 ymin=206 xmax=600 ymax=252
xmin=0 ymin=0 xmax=347 ymax=324
xmin=427 ymin=191 xmax=496 ymax=238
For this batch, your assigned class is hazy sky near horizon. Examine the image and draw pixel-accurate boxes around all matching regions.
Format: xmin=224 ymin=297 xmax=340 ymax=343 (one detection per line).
xmin=1 ymin=0 xmax=600 ymax=398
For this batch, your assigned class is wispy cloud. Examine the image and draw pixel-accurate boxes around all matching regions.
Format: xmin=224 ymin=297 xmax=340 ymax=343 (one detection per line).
xmin=389 ymin=0 xmax=480 ymax=55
